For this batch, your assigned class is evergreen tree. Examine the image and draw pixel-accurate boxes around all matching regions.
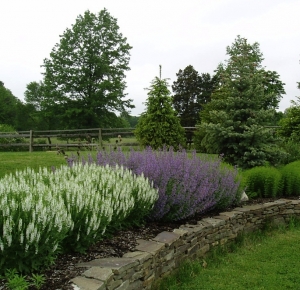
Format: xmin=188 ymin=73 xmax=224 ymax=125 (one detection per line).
xmin=135 ymin=74 xmax=185 ymax=149
xmin=195 ymin=36 xmax=285 ymax=168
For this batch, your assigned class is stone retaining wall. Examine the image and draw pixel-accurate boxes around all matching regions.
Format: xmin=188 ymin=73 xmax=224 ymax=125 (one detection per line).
xmin=71 ymin=199 xmax=300 ymax=290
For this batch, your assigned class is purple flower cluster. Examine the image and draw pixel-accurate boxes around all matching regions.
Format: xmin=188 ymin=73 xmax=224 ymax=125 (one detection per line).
xmin=71 ymin=147 xmax=242 ymax=221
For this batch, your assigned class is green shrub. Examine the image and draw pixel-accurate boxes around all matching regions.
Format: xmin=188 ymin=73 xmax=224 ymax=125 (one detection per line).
xmin=279 ymin=161 xmax=300 ymax=196
xmin=0 ymin=124 xmax=26 ymax=152
xmin=242 ymin=166 xmax=282 ymax=198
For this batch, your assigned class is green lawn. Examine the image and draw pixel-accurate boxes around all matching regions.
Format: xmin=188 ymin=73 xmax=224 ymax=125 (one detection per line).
xmin=0 ymin=151 xmax=73 ymax=178
xmin=154 ymin=224 xmax=300 ymax=290
xmin=0 ymin=148 xmax=217 ymax=179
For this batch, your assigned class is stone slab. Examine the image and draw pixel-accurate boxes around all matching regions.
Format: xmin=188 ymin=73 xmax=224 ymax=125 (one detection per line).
xmin=71 ymin=276 xmax=105 ymax=290
xmin=153 ymin=231 xmax=180 ymax=246
xmin=135 ymin=239 xmax=165 ymax=255
xmin=219 ymin=211 xmax=243 ymax=219
xmin=77 ymin=258 xmax=138 ymax=274
xmin=202 ymin=217 xmax=225 ymax=227
xmin=122 ymin=251 xmax=152 ymax=263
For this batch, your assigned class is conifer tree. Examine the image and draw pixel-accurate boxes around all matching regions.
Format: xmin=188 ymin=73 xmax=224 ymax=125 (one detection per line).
xmin=195 ymin=36 xmax=285 ymax=168
xmin=135 ymin=71 xmax=185 ymax=149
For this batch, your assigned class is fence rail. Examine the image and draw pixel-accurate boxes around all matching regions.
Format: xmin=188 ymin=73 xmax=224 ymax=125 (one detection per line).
xmin=0 ymin=127 xmax=198 ymax=152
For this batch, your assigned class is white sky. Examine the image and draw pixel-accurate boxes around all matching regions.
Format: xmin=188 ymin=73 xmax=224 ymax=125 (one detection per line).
xmin=1 ymin=0 xmax=299 ymax=116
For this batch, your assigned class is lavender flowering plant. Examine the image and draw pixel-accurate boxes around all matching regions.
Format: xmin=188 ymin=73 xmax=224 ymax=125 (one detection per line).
xmin=72 ymin=147 xmax=242 ymax=221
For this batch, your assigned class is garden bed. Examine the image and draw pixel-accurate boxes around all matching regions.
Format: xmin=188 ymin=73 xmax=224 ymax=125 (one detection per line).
xmin=1 ymin=196 xmax=298 ymax=290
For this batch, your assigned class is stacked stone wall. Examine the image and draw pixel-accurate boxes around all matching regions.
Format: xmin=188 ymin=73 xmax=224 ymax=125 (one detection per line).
xmin=71 ymin=199 xmax=300 ymax=290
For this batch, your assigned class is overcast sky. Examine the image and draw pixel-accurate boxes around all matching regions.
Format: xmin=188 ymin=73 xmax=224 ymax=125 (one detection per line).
xmin=1 ymin=0 xmax=299 ymax=116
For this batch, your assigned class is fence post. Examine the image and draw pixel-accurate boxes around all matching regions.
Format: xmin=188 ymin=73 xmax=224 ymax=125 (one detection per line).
xmin=98 ymin=128 xmax=102 ymax=147
xmin=29 ymin=130 xmax=33 ymax=152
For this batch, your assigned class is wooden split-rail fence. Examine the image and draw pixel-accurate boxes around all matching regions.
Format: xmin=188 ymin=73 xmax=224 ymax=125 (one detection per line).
xmin=0 ymin=127 xmax=198 ymax=152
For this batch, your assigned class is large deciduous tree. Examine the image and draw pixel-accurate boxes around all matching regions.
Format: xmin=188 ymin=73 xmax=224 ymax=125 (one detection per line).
xmin=135 ymin=75 xmax=185 ymax=149
xmin=42 ymin=9 xmax=134 ymax=129
xmin=195 ymin=36 xmax=285 ymax=169
xmin=172 ymin=65 xmax=218 ymax=127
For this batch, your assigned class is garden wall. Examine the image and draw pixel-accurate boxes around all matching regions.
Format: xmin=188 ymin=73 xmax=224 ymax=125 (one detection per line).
xmin=71 ymin=199 xmax=300 ymax=290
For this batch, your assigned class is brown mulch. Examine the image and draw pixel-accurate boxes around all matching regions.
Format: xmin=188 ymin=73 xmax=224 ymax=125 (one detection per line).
xmin=0 ymin=197 xmax=298 ymax=290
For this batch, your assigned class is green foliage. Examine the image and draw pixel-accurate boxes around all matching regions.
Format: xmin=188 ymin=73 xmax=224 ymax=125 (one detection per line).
xmin=135 ymin=76 xmax=186 ymax=149
xmin=279 ymin=161 xmax=300 ymax=196
xmin=24 ymin=81 xmax=61 ymax=130
xmin=0 ymin=124 xmax=26 ymax=152
xmin=0 ymin=269 xmax=45 ymax=290
xmin=171 ymin=65 xmax=218 ymax=127
xmin=242 ymin=166 xmax=282 ymax=198
xmin=278 ymin=97 xmax=300 ymax=142
xmin=40 ymin=9 xmax=133 ymax=129
xmin=120 ymin=112 xmax=139 ymax=127
xmin=195 ymin=36 xmax=286 ymax=169
xmin=30 ymin=273 xmax=45 ymax=289
xmin=4 ymin=269 xmax=30 ymax=290
xmin=0 ymin=81 xmax=21 ymax=128
xmin=276 ymin=139 xmax=300 ymax=165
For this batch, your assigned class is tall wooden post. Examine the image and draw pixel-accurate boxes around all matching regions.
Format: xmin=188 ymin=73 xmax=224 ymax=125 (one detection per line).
xmin=29 ymin=130 xmax=33 ymax=152
xmin=98 ymin=128 xmax=102 ymax=147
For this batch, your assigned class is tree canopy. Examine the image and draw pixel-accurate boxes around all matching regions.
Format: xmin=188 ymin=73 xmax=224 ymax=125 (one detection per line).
xmin=0 ymin=81 xmax=22 ymax=129
xmin=41 ymin=9 xmax=133 ymax=129
xmin=135 ymin=75 xmax=185 ymax=149
xmin=278 ymin=82 xmax=300 ymax=142
xmin=195 ymin=36 xmax=286 ymax=168
xmin=171 ymin=65 xmax=218 ymax=127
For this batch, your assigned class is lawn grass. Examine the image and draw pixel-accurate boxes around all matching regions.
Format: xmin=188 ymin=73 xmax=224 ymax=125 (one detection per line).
xmin=0 ymin=148 xmax=217 ymax=179
xmin=154 ymin=221 xmax=300 ymax=290
xmin=0 ymin=151 xmax=74 ymax=178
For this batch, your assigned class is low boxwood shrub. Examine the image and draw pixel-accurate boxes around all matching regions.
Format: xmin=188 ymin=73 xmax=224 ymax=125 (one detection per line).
xmin=242 ymin=166 xmax=282 ymax=198
xmin=279 ymin=161 xmax=300 ymax=196
xmin=0 ymin=164 xmax=157 ymax=274
xmin=75 ymin=147 xmax=243 ymax=221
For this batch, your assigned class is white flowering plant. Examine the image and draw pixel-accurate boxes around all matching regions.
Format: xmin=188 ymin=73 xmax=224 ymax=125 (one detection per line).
xmin=0 ymin=167 xmax=72 ymax=273
xmin=0 ymin=163 xmax=158 ymax=273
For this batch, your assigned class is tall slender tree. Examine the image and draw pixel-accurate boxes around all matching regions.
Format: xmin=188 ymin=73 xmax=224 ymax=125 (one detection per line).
xmin=135 ymin=73 xmax=185 ymax=149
